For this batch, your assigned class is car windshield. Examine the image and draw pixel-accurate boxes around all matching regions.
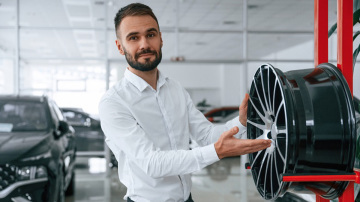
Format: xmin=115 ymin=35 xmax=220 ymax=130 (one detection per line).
xmin=0 ymin=101 xmax=49 ymax=132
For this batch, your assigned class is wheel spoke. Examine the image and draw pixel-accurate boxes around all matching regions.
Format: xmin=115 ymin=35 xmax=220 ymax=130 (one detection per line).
xmin=278 ymin=129 xmax=286 ymax=134
xmin=275 ymin=140 xmax=285 ymax=163
xmin=248 ymin=120 xmax=267 ymax=131
xmin=264 ymin=152 xmax=271 ymax=195
xmin=274 ymin=101 xmax=284 ymax=124
xmin=276 ymin=133 xmax=286 ymax=139
xmin=249 ymin=96 xmax=267 ymax=123
xmin=268 ymin=67 xmax=273 ymax=113
xmin=272 ymin=80 xmax=278 ymax=114
xmin=273 ymin=149 xmax=281 ymax=185
xmin=270 ymin=153 xmax=274 ymax=198
xmin=256 ymin=133 xmax=265 ymax=140
xmin=253 ymin=80 xmax=270 ymax=117
xmin=256 ymin=152 xmax=268 ymax=187
xmin=260 ymin=68 xmax=270 ymax=112
xmin=251 ymin=149 xmax=265 ymax=168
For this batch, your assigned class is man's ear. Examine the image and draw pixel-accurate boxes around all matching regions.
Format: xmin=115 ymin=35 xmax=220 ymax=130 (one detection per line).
xmin=115 ymin=39 xmax=125 ymax=55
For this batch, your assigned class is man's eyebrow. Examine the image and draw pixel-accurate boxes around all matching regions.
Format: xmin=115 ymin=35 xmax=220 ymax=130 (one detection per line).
xmin=126 ymin=32 xmax=139 ymax=39
xmin=125 ymin=28 xmax=158 ymax=39
xmin=147 ymin=28 xmax=158 ymax=33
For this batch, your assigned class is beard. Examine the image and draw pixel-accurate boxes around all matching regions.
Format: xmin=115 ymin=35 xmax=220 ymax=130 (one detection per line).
xmin=124 ymin=46 xmax=162 ymax=72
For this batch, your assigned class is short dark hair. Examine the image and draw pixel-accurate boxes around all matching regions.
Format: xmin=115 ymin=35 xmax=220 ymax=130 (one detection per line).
xmin=114 ymin=3 xmax=159 ymax=38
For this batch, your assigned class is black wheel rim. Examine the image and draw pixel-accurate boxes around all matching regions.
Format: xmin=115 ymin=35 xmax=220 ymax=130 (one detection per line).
xmin=247 ymin=64 xmax=288 ymax=200
xmin=247 ymin=63 xmax=356 ymax=200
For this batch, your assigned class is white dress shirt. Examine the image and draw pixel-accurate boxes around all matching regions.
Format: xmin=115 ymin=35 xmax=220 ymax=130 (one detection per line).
xmin=99 ymin=68 xmax=246 ymax=202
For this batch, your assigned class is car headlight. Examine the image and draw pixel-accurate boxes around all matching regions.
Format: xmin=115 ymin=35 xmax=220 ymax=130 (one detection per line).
xmin=35 ymin=166 xmax=47 ymax=178
xmin=17 ymin=166 xmax=31 ymax=181
xmin=17 ymin=166 xmax=48 ymax=181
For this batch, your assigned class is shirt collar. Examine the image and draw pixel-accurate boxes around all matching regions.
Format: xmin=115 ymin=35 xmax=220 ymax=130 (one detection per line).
xmin=124 ymin=68 xmax=167 ymax=92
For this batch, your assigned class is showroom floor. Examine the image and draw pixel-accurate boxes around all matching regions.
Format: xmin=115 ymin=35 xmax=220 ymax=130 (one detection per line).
xmin=65 ymin=156 xmax=314 ymax=202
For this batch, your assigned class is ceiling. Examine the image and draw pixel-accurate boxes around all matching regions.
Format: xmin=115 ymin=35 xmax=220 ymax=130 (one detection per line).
xmin=0 ymin=0 xmax=339 ymax=63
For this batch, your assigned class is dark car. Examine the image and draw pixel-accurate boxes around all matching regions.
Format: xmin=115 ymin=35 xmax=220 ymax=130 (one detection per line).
xmin=0 ymin=95 xmax=76 ymax=202
xmin=60 ymin=108 xmax=118 ymax=168
xmin=61 ymin=108 xmax=103 ymax=154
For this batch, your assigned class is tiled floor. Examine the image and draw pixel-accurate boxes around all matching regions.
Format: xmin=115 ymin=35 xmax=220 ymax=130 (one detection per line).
xmin=65 ymin=156 xmax=314 ymax=202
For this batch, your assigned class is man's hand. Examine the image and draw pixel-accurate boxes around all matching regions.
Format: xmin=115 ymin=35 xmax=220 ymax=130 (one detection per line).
xmin=239 ymin=93 xmax=249 ymax=126
xmin=214 ymin=126 xmax=271 ymax=159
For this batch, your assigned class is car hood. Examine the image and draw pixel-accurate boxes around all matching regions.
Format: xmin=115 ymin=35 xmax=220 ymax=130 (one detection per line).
xmin=0 ymin=131 xmax=51 ymax=164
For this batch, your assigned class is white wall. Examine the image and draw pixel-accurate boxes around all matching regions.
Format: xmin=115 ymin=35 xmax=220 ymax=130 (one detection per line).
xmin=111 ymin=63 xmax=246 ymax=108
xmin=0 ymin=59 xmax=14 ymax=94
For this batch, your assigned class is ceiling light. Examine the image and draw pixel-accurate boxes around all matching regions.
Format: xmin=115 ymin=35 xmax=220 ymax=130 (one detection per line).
xmin=94 ymin=1 xmax=104 ymax=5
xmin=223 ymin=21 xmax=237 ymax=25
xmin=248 ymin=5 xmax=259 ymax=9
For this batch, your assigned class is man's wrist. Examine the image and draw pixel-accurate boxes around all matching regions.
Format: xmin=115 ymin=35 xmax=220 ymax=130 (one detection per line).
xmin=214 ymin=141 xmax=224 ymax=159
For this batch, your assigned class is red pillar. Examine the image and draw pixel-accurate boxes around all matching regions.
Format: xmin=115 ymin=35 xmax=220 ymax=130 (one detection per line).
xmin=314 ymin=0 xmax=328 ymax=66
xmin=337 ymin=0 xmax=353 ymax=95
xmin=339 ymin=182 xmax=354 ymax=202
xmin=316 ymin=195 xmax=330 ymax=202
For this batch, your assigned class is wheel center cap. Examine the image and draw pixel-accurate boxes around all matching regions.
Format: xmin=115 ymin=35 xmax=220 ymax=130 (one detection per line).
xmin=270 ymin=124 xmax=277 ymax=140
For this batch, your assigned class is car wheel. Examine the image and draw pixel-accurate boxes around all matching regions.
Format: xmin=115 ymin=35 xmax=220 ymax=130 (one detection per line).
xmin=65 ymin=171 xmax=75 ymax=196
xmin=56 ymin=167 xmax=65 ymax=202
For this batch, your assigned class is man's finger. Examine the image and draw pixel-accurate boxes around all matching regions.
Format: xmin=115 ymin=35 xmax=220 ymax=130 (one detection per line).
xmin=243 ymin=139 xmax=271 ymax=148
xmin=243 ymin=140 xmax=271 ymax=154
xmin=224 ymin=126 xmax=239 ymax=138
xmin=240 ymin=93 xmax=249 ymax=110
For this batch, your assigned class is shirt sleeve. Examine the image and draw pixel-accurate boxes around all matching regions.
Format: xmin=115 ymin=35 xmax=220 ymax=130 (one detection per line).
xmin=99 ymin=97 xmax=220 ymax=179
xmin=183 ymin=88 xmax=247 ymax=146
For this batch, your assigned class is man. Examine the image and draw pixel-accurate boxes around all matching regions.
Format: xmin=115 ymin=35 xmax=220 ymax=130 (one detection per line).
xmin=99 ymin=3 xmax=271 ymax=202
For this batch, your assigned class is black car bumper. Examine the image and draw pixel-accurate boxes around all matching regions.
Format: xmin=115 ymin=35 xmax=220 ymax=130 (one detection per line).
xmin=0 ymin=178 xmax=48 ymax=202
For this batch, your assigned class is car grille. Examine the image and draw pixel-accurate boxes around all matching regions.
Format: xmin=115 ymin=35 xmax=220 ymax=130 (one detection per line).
xmin=0 ymin=164 xmax=17 ymax=191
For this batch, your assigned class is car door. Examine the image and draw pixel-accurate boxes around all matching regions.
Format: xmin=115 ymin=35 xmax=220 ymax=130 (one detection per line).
xmin=62 ymin=109 xmax=104 ymax=153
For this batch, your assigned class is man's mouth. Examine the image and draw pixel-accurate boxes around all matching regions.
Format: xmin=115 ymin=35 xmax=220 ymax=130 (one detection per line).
xmin=139 ymin=53 xmax=154 ymax=57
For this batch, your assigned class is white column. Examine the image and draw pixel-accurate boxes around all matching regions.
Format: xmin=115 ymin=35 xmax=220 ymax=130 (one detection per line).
xmin=240 ymin=0 xmax=249 ymax=202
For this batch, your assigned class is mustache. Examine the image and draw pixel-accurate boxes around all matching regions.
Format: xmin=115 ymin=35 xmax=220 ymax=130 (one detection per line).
xmin=135 ymin=49 xmax=157 ymax=59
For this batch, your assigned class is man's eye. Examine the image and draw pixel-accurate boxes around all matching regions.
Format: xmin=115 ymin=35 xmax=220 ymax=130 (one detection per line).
xmin=129 ymin=36 xmax=137 ymax=40
xmin=148 ymin=33 xmax=155 ymax=38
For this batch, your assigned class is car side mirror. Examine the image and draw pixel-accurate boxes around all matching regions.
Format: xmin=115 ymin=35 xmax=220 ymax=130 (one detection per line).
xmin=55 ymin=121 xmax=70 ymax=138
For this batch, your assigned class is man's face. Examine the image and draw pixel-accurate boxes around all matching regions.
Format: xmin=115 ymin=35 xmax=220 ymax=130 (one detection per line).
xmin=116 ymin=15 xmax=163 ymax=72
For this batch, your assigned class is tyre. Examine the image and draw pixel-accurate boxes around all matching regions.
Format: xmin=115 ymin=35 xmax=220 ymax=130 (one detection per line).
xmin=65 ymin=171 xmax=75 ymax=196
xmin=56 ymin=167 xmax=65 ymax=202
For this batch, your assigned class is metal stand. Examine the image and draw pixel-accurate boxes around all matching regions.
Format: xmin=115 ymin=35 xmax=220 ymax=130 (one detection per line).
xmin=278 ymin=1 xmax=355 ymax=200
xmin=313 ymin=0 xmax=355 ymax=200
xmin=245 ymin=162 xmax=359 ymax=201
xmin=281 ymin=171 xmax=360 ymax=202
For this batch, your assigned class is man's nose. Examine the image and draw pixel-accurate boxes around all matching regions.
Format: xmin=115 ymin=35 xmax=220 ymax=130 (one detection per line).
xmin=139 ymin=37 xmax=150 ymax=50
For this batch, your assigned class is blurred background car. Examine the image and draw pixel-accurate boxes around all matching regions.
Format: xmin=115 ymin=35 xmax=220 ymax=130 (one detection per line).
xmin=61 ymin=108 xmax=103 ymax=153
xmin=204 ymin=106 xmax=239 ymax=123
xmin=189 ymin=107 xmax=240 ymax=150
xmin=0 ymin=95 xmax=76 ymax=202
xmin=61 ymin=108 xmax=118 ymax=168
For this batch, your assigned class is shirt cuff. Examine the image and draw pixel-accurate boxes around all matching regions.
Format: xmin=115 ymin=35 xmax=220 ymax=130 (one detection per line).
xmin=198 ymin=144 xmax=220 ymax=165
xmin=226 ymin=116 xmax=247 ymax=138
